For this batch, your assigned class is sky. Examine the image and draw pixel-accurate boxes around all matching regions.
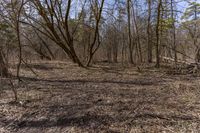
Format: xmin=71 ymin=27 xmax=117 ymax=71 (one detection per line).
xmin=177 ymin=1 xmax=188 ymax=13
xmin=72 ymin=0 xmax=194 ymax=22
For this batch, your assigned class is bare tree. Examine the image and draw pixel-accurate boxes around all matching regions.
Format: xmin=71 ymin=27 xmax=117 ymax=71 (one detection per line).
xmin=25 ymin=0 xmax=85 ymax=66
xmin=86 ymin=0 xmax=105 ymax=66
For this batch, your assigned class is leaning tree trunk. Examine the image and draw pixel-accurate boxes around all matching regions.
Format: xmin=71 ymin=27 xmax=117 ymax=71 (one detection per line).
xmin=0 ymin=51 xmax=8 ymax=77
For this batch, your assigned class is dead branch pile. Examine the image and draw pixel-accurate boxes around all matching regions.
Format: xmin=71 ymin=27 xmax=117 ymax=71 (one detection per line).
xmin=162 ymin=56 xmax=200 ymax=75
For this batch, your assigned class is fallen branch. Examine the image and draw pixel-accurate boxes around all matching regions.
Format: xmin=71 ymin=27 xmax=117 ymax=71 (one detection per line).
xmin=20 ymin=57 xmax=38 ymax=77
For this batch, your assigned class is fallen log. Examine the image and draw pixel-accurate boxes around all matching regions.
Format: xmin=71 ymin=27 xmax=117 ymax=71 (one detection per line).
xmin=161 ymin=56 xmax=191 ymax=65
xmin=161 ymin=56 xmax=200 ymax=74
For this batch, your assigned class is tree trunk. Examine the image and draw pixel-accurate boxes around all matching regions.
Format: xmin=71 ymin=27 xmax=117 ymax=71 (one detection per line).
xmin=155 ymin=0 xmax=162 ymax=68
xmin=112 ymin=38 xmax=118 ymax=63
xmin=127 ymin=0 xmax=134 ymax=64
xmin=0 ymin=51 xmax=8 ymax=77
xmin=132 ymin=2 xmax=142 ymax=63
xmin=16 ymin=21 xmax=22 ymax=81
xmin=170 ymin=0 xmax=177 ymax=67
xmin=195 ymin=48 xmax=200 ymax=63
xmin=147 ymin=0 xmax=152 ymax=63
xmin=66 ymin=41 xmax=84 ymax=67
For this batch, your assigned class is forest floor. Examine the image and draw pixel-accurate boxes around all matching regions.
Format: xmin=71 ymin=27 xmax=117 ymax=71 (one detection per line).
xmin=1 ymin=61 xmax=200 ymax=133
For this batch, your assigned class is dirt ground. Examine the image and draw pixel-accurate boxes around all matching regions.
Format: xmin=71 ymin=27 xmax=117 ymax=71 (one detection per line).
xmin=1 ymin=61 xmax=200 ymax=133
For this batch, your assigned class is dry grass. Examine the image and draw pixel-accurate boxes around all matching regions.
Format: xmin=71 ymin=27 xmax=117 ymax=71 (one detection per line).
xmin=1 ymin=61 xmax=200 ymax=133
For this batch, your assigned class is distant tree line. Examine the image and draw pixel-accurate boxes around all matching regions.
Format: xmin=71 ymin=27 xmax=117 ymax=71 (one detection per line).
xmin=0 ymin=0 xmax=200 ymax=77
